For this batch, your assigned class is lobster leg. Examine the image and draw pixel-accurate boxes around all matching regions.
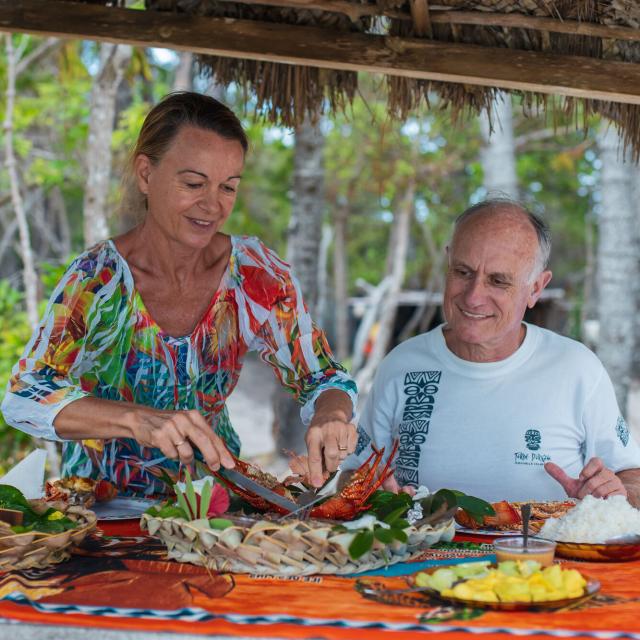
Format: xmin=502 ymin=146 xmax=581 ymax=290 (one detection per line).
xmin=352 ymin=439 xmax=399 ymax=507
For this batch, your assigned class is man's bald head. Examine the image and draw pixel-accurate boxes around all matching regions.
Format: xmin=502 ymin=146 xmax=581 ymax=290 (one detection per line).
xmin=451 ymin=199 xmax=551 ymax=282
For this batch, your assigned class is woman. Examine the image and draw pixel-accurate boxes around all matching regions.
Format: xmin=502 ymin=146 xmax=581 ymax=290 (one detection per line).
xmin=1 ymin=92 xmax=357 ymax=497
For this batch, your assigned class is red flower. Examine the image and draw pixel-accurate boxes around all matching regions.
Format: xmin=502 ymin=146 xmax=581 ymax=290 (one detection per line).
xmin=206 ymin=483 xmax=230 ymax=517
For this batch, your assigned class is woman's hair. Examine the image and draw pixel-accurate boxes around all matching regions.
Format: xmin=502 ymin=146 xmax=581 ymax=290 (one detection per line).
xmin=120 ymin=91 xmax=248 ymax=218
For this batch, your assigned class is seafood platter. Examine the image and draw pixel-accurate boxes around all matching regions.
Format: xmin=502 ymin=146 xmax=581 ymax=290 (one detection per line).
xmin=457 ymin=493 xmax=640 ymax=562
xmin=140 ymin=443 xmax=485 ymax=576
xmin=455 ymin=499 xmax=576 ymax=536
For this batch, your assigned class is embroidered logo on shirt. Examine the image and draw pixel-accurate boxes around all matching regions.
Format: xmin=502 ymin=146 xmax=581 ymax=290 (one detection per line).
xmin=525 ymin=429 xmax=541 ymax=451
xmin=514 ymin=427 xmax=549 ymax=466
xmin=396 ymin=370 xmax=441 ymax=487
xmin=616 ymin=416 xmax=630 ymax=447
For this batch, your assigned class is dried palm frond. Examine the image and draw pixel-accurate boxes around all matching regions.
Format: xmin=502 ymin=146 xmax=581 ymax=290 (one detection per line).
xmin=141 ymin=512 xmax=455 ymax=575
xmin=0 ymin=503 xmax=97 ymax=571
xmin=74 ymin=0 xmax=640 ymax=156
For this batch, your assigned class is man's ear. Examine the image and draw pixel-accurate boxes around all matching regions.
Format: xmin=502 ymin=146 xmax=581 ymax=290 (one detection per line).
xmin=527 ymin=269 xmax=552 ymax=308
xmin=133 ymin=154 xmax=152 ymax=195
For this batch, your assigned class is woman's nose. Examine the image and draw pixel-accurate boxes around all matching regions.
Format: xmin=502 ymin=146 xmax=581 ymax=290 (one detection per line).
xmin=198 ymin=187 xmax=220 ymax=213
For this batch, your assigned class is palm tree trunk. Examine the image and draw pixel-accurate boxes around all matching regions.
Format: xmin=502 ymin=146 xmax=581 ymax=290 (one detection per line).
xmin=4 ymin=34 xmax=60 ymax=477
xmin=274 ymin=117 xmax=325 ymax=455
xmin=355 ymin=178 xmax=415 ymax=395
xmin=83 ymin=43 xmax=132 ymax=247
xmin=479 ymin=92 xmax=518 ymax=198
xmin=596 ymin=126 xmax=637 ymax=411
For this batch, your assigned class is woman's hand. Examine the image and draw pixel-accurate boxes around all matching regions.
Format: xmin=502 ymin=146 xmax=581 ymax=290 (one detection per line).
xmin=132 ymin=407 xmax=235 ymax=471
xmin=305 ymin=390 xmax=357 ymax=487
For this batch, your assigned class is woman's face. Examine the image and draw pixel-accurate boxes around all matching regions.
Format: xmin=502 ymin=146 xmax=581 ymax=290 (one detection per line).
xmin=135 ymin=125 xmax=244 ymax=250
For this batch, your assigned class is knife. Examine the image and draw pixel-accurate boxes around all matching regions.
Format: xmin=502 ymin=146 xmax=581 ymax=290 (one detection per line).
xmin=217 ymin=467 xmax=299 ymax=512
xmin=283 ymin=491 xmax=327 ymax=520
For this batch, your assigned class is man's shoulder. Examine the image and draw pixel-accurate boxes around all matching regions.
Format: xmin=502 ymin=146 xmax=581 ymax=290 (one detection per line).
xmin=378 ymin=329 xmax=439 ymax=371
xmin=532 ymin=325 xmax=604 ymax=371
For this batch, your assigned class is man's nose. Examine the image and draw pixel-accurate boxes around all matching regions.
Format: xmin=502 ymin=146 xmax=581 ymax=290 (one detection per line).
xmin=463 ymin=276 xmax=486 ymax=305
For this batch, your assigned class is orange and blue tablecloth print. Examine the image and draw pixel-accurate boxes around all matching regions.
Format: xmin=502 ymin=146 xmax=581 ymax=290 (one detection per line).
xmin=1 ymin=527 xmax=640 ymax=640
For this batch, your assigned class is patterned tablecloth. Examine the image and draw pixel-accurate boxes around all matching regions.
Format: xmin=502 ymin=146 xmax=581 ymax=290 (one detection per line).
xmin=0 ymin=520 xmax=639 ymax=640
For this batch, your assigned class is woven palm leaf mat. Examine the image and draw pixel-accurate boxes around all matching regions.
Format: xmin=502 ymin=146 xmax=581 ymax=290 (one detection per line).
xmin=1 ymin=533 xmax=640 ymax=640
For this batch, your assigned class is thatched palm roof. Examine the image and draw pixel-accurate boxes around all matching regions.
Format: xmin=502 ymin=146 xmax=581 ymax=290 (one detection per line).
xmin=5 ymin=0 xmax=640 ymax=152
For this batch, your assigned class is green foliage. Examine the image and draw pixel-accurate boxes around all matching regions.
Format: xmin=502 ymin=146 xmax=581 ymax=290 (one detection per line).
xmin=209 ymin=517 xmax=233 ymax=529
xmin=224 ymin=121 xmax=294 ymax=255
xmin=333 ymin=490 xmax=415 ymax=560
xmin=144 ymin=503 xmax=188 ymax=519
xmin=325 ymin=77 xmax=482 ymax=293
xmin=0 ymin=281 xmax=35 ymax=473
xmin=0 ymin=484 xmax=76 ymax=533
xmin=419 ymin=488 xmax=494 ymax=525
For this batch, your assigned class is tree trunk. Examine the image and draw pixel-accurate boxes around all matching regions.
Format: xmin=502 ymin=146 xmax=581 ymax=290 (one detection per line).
xmin=273 ymin=117 xmax=325 ymax=455
xmin=4 ymin=35 xmax=60 ymax=476
xmin=173 ymin=52 xmax=194 ymax=91
xmin=4 ymin=36 xmax=39 ymax=329
xmin=398 ymin=221 xmax=446 ymax=341
xmin=50 ymin=185 xmax=72 ymax=258
xmin=316 ymin=223 xmax=332 ymax=332
xmin=285 ymin=118 xmax=325 ymax=315
xmin=83 ymin=43 xmax=132 ymax=247
xmin=596 ymin=126 xmax=637 ymax=411
xmin=629 ymin=161 xmax=640 ymax=381
xmin=355 ymin=178 xmax=415 ymax=396
xmin=333 ymin=205 xmax=349 ymax=361
xmin=479 ymin=92 xmax=518 ymax=198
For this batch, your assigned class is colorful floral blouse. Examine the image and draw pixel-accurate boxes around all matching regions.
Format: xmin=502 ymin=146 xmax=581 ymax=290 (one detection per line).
xmin=1 ymin=236 xmax=356 ymax=496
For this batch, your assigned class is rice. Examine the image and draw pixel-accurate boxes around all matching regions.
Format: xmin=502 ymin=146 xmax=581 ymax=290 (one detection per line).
xmin=539 ymin=495 xmax=640 ymax=543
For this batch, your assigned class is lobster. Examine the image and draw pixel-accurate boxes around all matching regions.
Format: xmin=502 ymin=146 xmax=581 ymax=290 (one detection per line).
xmin=213 ymin=440 xmax=399 ymax=522
xmin=455 ymin=499 xmax=575 ymax=532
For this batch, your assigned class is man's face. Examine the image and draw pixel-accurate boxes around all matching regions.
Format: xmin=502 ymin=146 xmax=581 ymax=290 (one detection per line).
xmin=442 ymin=209 xmax=552 ymax=361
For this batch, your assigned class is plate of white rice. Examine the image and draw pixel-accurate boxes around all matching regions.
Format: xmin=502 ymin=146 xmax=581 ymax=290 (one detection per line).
xmin=538 ymin=495 xmax=640 ymax=561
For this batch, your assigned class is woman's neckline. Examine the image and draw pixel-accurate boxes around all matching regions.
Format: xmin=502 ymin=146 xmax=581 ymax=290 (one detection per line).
xmin=106 ymin=236 xmax=235 ymax=340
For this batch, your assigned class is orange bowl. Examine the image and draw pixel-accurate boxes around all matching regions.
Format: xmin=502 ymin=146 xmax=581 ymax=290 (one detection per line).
xmin=555 ymin=540 xmax=640 ymax=562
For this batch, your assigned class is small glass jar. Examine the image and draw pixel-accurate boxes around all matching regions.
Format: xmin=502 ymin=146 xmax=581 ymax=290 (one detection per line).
xmin=493 ymin=536 xmax=556 ymax=566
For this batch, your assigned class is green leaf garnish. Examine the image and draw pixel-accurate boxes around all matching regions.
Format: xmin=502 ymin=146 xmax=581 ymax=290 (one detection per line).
xmin=209 ymin=518 xmax=233 ymax=529
xmin=349 ymin=529 xmax=374 ymax=560
xmin=175 ymin=489 xmax=192 ymax=519
xmin=199 ymin=480 xmax=212 ymax=519
xmin=373 ymin=527 xmax=395 ymax=544
xmin=390 ymin=527 xmax=408 ymax=543
xmin=184 ymin=469 xmax=198 ymax=518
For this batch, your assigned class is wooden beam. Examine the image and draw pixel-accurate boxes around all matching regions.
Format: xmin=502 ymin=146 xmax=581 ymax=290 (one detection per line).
xmin=429 ymin=10 xmax=640 ymax=42
xmin=409 ymin=0 xmax=432 ymax=38
xmin=209 ymin=0 xmax=409 ymax=22
xmin=188 ymin=0 xmax=640 ymax=42
xmin=2 ymin=0 xmax=640 ymax=105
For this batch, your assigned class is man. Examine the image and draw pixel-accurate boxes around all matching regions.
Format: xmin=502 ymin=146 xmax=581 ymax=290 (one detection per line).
xmin=349 ymin=199 xmax=640 ymax=505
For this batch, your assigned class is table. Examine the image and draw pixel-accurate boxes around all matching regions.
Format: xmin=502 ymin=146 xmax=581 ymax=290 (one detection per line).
xmin=1 ymin=520 xmax=639 ymax=640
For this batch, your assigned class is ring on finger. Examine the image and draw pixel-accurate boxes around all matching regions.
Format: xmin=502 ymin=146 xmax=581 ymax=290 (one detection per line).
xmin=338 ymin=445 xmax=348 ymax=451
xmin=175 ymin=439 xmax=187 ymax=448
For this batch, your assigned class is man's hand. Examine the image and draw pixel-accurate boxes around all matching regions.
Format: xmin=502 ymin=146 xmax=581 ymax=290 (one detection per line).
xmin=544 ymin=457 xmax=627 ymax=499
xmin=381 ymin=475 xmax=416 ymax=496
